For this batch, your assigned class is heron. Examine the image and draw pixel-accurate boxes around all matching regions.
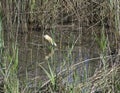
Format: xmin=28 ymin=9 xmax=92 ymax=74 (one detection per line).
xmin=43 ymin=34 xmax=57 ymax=47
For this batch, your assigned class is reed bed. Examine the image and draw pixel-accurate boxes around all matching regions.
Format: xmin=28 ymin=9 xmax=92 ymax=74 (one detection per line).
xmin=0 ymin=0 xmax=120 ymax=93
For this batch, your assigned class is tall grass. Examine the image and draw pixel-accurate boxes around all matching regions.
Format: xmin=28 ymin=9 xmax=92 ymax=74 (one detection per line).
xmin=3 ymin=45 xmax=19 ymax=93
xmin=0 ymin=0 xmax=120 ymax=93
xmin=0 ymin=1 xmax=19 ymax=93
xmin=0 ymin=3 xmax=4 ymax=93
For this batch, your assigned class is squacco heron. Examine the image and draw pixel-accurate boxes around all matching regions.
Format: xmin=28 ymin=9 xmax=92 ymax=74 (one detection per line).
xmin=43 ymin=34 xmax=57 ymax=47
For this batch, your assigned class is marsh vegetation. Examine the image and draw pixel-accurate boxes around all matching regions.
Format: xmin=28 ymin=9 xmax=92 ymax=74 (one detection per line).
xmin=0 ymin=0 xmax=120 ymax=93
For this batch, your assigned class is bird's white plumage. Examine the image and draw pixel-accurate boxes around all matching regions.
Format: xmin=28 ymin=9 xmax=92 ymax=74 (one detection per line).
xmin=44 ymin=34 xmax=57 ymax=46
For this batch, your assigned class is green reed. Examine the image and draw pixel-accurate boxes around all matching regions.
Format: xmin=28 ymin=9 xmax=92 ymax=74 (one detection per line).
xmin=0 ymin=4 xmax=4 ymax=93
xmin=3 ymin=44 xmax=19 ymax=93
xmin=1 ymin=0 xmax=120 ymax=93
xmin=0 ymin=1 xmax=19 ymax=93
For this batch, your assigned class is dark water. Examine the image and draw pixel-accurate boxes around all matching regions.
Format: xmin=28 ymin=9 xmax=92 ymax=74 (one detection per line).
xmin=13 ymin=30 xmax=100 ymax=82
xmin=4 ymin=29 xmax=103 ymax=87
